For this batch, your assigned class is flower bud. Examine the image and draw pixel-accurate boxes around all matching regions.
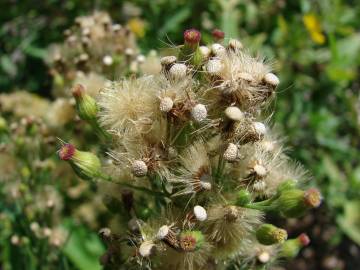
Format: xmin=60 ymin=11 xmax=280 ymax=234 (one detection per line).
xmin=0 ymin=116 xmax=8 ymax=133
xmin=169 ymin=63 xmax=187 ymax=79
xmin=275 ymin=188 xmax=322 ymax=218
xmin=277 ymin=179 xmax=297 ymax=194
xmin=236 ymin=189 xmax=251 ymax=206
xmin=159 ymin=97 xmax=174 ymax=112
xmin=193 ymin=205 xmax=207 ymax=221
xmin=256 ymin=224 xmax=288 ymax=245
xmin=280 ymin=233 xmax=310 ymax=258
xmin=72 ymin=84 xmax=98 ymax=122
xmin=58 ymin=143 xmax=102 ymax=180
xmin=184 ymin=29 xmax=201 ymax=45
xmin=212 ymin=28 xmax=225 ymax=41
xmin=225 ymin=106 xmax=244 ymax=121
xmin=264 ymin=73 xmax=280 ymax=87
xmin=131 ymin=160 xmax=148 ymax=177
xmin=179 ymin=230 xmax=204 ymax=252
xmin=223 ymin=143 xmax=238 ymax=162
xmin=191 ymin=104 xmax=207 ymax=123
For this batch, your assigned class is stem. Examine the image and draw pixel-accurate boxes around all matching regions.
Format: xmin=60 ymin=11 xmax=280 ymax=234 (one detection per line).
xmin=243 ymin=203 xmax=276 ymax=212
xmin=98 ymin=174 xmax=169 ymax=199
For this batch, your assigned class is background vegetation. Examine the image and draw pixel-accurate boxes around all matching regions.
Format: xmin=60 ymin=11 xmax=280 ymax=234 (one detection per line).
xmin=1 ymin=0 xmax=359 ymax=269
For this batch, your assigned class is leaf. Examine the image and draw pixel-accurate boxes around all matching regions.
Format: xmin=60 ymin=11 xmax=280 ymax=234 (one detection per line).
xmin=63 ymin=220 xmax=105 ymax=270
xmin=337 ymin=200 xmax=360 ymax=245
xmin=0 ymin=56 xmax=17 ymax=77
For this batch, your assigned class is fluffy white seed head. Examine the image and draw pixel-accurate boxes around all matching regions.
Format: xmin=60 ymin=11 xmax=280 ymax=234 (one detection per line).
xmin=191 ymin=104 xmax=207 ymax=123
xmin=264 ymin=72 xmax=280 ymax=87
xmin=103 ymin=55 xmax=113 ymax=66
xmin=136 ymin=54 xmax=146 ymax=63
xmin=228 ymin=38 xmax=243 ymax=50
xmin=206 ymin=58 xmax=223 ymax=75
xmin=169 ymin=63 xmax=187 ymax=79
xmin=199 ymin=46 xmax=211 ymax=59
xmin=223 ymin=143 xmax=238 ymax=162
xmin=131 ymin=160 xmax=148 ymax=177
xmin=237 ymin=72 xmax=255 ymax=83
xmin=193 ymin=205 xmax=207 ymax=221
xmin=258 ymin=251 xmax=270 ymax=263
xmin=254 ymin=164 xmax=267 ymax=177
xmin=160 ymin=56 xmax=177 ymax=66
xmin=225 ymin=106 xmax=244 ymax=121
xmin=156 ymin=225 xmax=170 ymax=240
xmin=253 ymin=122 xmax=266 ymax=136
xmin=211 ymin=43 xmax=226 ymax=56
xmin=139 ymin=241 xmax=155 ymax=257
xmin=159 ymin=97 xmax=174 ymax=112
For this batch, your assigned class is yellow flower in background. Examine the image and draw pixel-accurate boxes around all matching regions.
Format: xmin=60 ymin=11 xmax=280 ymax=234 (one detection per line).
xmin=303 ymin=13 xmax=326 ymax=45
xmin=127 ymin=17 xmax=146 ymax=38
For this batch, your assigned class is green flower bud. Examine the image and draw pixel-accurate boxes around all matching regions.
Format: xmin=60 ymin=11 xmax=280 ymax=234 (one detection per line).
xmin=58 ymin=143 xmax=102 ymax=180
xmin=0 ymin=116 xmax=8 ymax=133
xmin=179 ymin=29 xmax=203 ymax=66
xmin=276 ymin=179 xmax=297 ymax=194
xmin=72 ymin=84 xmax=98 ymax=122
xmin=235 ymin=189 xmax=251 ymax=206
xmin=256 ymin=224 xmax=288 ymax=245
xmin=275 ymin=188 xmax=322 ymax=218
xmin=179 ymin=230 xmax=205 ymax=252
xmin=280 ymin=233 xmax=310 ymax=259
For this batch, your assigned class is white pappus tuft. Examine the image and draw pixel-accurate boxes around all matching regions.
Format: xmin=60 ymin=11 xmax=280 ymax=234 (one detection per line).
xmin=131 ymin=160 xmax=148 ymax=177
xmin=194 ymin=205 xmax=207 ymax=221
xmin=191 ymin=104 xmax=207 ymax=123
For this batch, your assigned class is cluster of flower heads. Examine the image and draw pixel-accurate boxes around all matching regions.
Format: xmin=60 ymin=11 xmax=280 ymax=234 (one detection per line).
xmin=59 ymin=28 xmax=322 ymax=269
xmin=47 ymin=11 xmax=159 ymax=97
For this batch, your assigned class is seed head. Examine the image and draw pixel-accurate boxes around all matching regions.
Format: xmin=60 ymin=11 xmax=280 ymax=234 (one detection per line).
xmin=253 ymin=122 xmax=266 ymax=136
xmin=103 ymin=55 xmax=113 ymax=66
xmin=131 ymin=160 xmax=148 ymax=177
xmin=211 ymin=43 xmax=226 ymax=56
xmin=223 ymin=143 xmax=238 ymax=162
xmin=258 ymin=251 xmax=270 ymax=263
xmin=199 ymin=46 xmax=211 ymax=59
xmin=205 ymin=58 xmax=223 ymax=75
xmin=191 ymin=104 xmax=207 ymax=123
xmin=139 ymin=241 xmax=156 ymax=257
xmin=156 ymin=225 xmax=170 ymax=240
xmin=264 ymin=73 xmax=280 ymax=87
xmin=225 ymin=106 xmax=244 ymax=121
xmin=254 ymin=164 xmax=267 ymax=177
xmin=169 ymin=63 xmax=187 ymax=79
xmin=193 ymin=205 xmax=207 ymax=221
xmin=160 ymin=56 xmax=177 ymax=66
xmin=159 ymin=97 xmax=174 ymax=112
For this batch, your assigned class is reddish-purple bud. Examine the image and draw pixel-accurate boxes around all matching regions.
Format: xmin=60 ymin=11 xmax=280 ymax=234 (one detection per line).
xmin=212 ymin=28 xmax=225 ymax=40
xmin=59 ymin=144 xmax=75 ymax=160
xmin=184 ymin=29 xmax=201 ymax=44
xmin=303 ymin=188 xmax=322 ymax=208
xmin=72 ymin=84 xmax=85 ymax=99
xmin=298 ymin=233 xmax=310 ymax=246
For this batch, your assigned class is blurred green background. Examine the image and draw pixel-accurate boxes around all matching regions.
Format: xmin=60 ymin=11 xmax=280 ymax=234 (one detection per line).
xmin=1 ymin=0 xmax=359 ymax=269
